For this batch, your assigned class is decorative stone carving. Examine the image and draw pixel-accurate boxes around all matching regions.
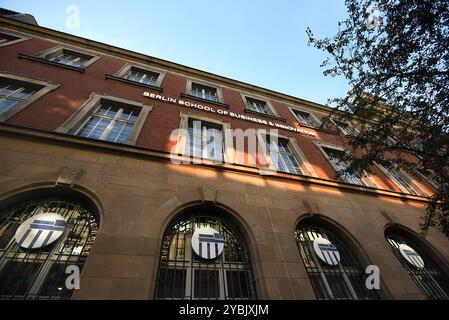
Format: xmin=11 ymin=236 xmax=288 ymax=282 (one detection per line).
xmin=55 ymin=167 xmax=85 ymax=187
xmin=201 ymin=187 xmax=217 ymax=203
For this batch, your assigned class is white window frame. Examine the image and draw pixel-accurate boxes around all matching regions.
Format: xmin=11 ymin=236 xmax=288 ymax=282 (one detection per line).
xmin=35 ymin=46 xmax=101 ymax=69
xmin=288 ymin=105 xmax=322 ymax=127
xmin=375 ymin=162 xmax=426 ymax=196
xmin=314 ymin=141 xmax=377 ymax=187
xmin=185 ymin=79 xmax=224 ymax=104
xmin=115 ymin=63 xmax=166 ymax=88
xmin=257 ymin=130 xmax=317 ymax=176
xmin=241 ymin=93 xmax=279 ymax=117
xmin=330 ymin=117 xmax=359 ymax=136
xmin=0 ymin=29 xmax=30 ymax=48
xmin=414 ymin=168 xmax=438 ymax=189
xmin=55 ymin=93 xmax=153 ymax=146
xmin=0 ymin=72 xmax=60 ymax=122
xmin=176 ymin=111 xmax=233 ymax=164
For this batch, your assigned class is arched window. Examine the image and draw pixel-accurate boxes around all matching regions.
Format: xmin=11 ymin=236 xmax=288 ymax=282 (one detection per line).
xmin=154 ymin=204 xmax=257 ymax=300
xmin=0 ymin=189 xmax=99 ymax=299
xmin=295 ymin=218 xmax=380 ymax=300
xmin=385 ymin=227 xmax=449 ymax=300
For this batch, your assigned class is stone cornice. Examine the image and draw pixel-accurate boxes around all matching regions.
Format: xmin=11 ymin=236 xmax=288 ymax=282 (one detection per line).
xmin=0 ymin=123 xmax=430 ymax=204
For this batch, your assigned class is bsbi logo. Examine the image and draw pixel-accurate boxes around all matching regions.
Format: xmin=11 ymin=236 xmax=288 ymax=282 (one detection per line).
xmin=15 ymin=213 xmax=66 ymax=249
xmin=399 ymin=244 xmax=425 ymax=269
xmin=192 ymin=227 xmax=224 ymax=260
xmin=313 ymin=237 xmax=341 ymax=266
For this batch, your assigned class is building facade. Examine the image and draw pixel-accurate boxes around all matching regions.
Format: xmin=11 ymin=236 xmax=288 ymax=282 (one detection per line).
xmin=0 ymin=16 xmax=449 ymax=300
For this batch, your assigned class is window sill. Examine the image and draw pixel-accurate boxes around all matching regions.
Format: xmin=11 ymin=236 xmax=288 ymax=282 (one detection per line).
xmin=105 ymin=74 xmax=163 ymax=92
xmin=180 ymin=93 xmax=230 ymax=108
xmin=244 ymin=109 xmax=287 ymax=123
xmin=18 ymin=53 xmax=85 ymax=74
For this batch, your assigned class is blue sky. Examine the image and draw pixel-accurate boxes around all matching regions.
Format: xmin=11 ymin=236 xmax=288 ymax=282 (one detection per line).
xmin=1 ymin=0 xmax=350 ymax=106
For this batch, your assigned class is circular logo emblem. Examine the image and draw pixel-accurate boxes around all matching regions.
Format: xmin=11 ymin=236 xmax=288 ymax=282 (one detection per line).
xmin=313 ymin=237 xmax=341 ymax=266
xmin=192 ymin=227 xmax=224 ymax=260
xmin=15 ymin=213 xmax=66 ymax=250
xmin=399 ymin=244 xmax=424 ymax=269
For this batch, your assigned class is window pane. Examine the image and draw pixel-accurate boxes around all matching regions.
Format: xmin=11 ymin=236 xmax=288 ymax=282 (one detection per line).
xmin=156 ymin=268 xmax=186 ymax=299
xmin=194 ymin=270 xmax=220 ymax=299
xmin=226 ymin=271 xmax=250 ymax=299
xmin=0 ymin=261 xmax=42 ymax=296
xmin=38 ymin=263 xmax=72 ymax=298
xmin=78 ymin=117 xmax=111 ymax=139
xmin=266 ymin=137 xmax=302 ymax=174
xmin=49 ymin=51 xmax=90 ymax=67
xmin=187 ymin=119 xmax=223 ymax=161
xmin=13 ymin=87 xmax=37 ymax=100
xmin=323 ymin=147 xmax=363 ymax=185
xmin=0 ymin=99 xmax=18 ymax=114
xmin=246 ymin=97 xmax=272 ymax=115
xmin=191 ymin=83 xmax=218 ymax=102
xmin=106 ymin=122 xmax=133 ymax=144
xmin=125 ymin=68 xmax=159 ymax=86
xmin=294 ymin=110 xmax=318 ymax=126
xmin=0 ymin=84 xmax=20 ymax=96
xmin=0 ymin=221 xmax=17 ymax=249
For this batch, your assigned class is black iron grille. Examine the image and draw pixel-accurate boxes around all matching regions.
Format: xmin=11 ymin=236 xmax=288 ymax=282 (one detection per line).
xmin=0 ymin=198 xmax=98 ymax=300
xmin=155 ymin=205 xmax=257 ymax=300
xmin=295 ymin=221 xmax=381 ymax=300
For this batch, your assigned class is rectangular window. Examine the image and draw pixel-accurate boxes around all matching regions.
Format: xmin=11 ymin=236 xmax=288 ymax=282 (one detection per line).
xmin=246 ymin=97 xmax=273 ymax=116
xmin=0 ymin=32 xmax=19 ymax=45
xmin=333 ymin=119 xmax=358 ymax=136
xmin=380 ymin=165 xmax=424 ymax=196
xmin=191 ymin=82 xmax=218 ymax=102
xmin=124 ymin=67 xmax=159 ymax=86
xmin=293 ymin=109 xmax=320 ymax=127
xmin=265 ymin=136 xmax=304 ymax=174
xmin=322 ymin=147 xmax=365 ymax=185
xmin=416 ymin=167 xmax=438 ymax=188
xmin=77 ymin=102 xmax=140 ymax=144
xmin=186 ymin=119 xmax=224 ymax=161
xmin=46 ymin=49 xmax=93 ymax=68
xmin=0 ymin=78 xmax=41 ymax=116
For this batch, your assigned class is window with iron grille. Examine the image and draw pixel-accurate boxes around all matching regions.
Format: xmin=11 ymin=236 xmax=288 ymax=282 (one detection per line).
xmin=264 ymin=135 xmax=304 ymax=175
xmin=155 ymin=204 xmax=257 ymax=300
xmin=0 ymin=197 xmax=99 ymax=299
xmin=76 ymin=101 xmax=140 ymax=144
xmin=245 ymin=97 xmax=274 ymax=116
xmin=292 ymin=109 xmax=320 ymax=127
xmin=124 ymin=67 xmax=159 ymax=86
xmin=0 ymin=78 xmax=42 ymax=117
xmin=386 ymin=229 xmax=449 ymax=300
xmin=322 ymin=147 xmax=366 ymax=186
xmin=46 ymin=49 xmax=93 ymax=68
xmin=191 ymin=83 xmax=218 ymax=102
xmin=0 ymin=32 xmax=20 ymax=45
xmin=186 ymin=119 xmax=224 ymax=162
xmin=295 ymin=219 xmax=381 ymax=300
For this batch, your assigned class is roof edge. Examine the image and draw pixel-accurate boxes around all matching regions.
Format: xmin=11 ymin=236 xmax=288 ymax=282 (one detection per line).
xmin=0 ymin=16 xmax=340 ymax=115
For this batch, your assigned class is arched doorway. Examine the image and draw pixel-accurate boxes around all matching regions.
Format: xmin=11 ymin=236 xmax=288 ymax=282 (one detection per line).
xmin=0 ymin=187 xmax=99 ymax=299
xmin=154 ymin=203 xmax=257 ymax=300
xmin=385 ymin=226 xmax=449 ymax=299
xmin=295 ymin=216 xmax=381 ymax=300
